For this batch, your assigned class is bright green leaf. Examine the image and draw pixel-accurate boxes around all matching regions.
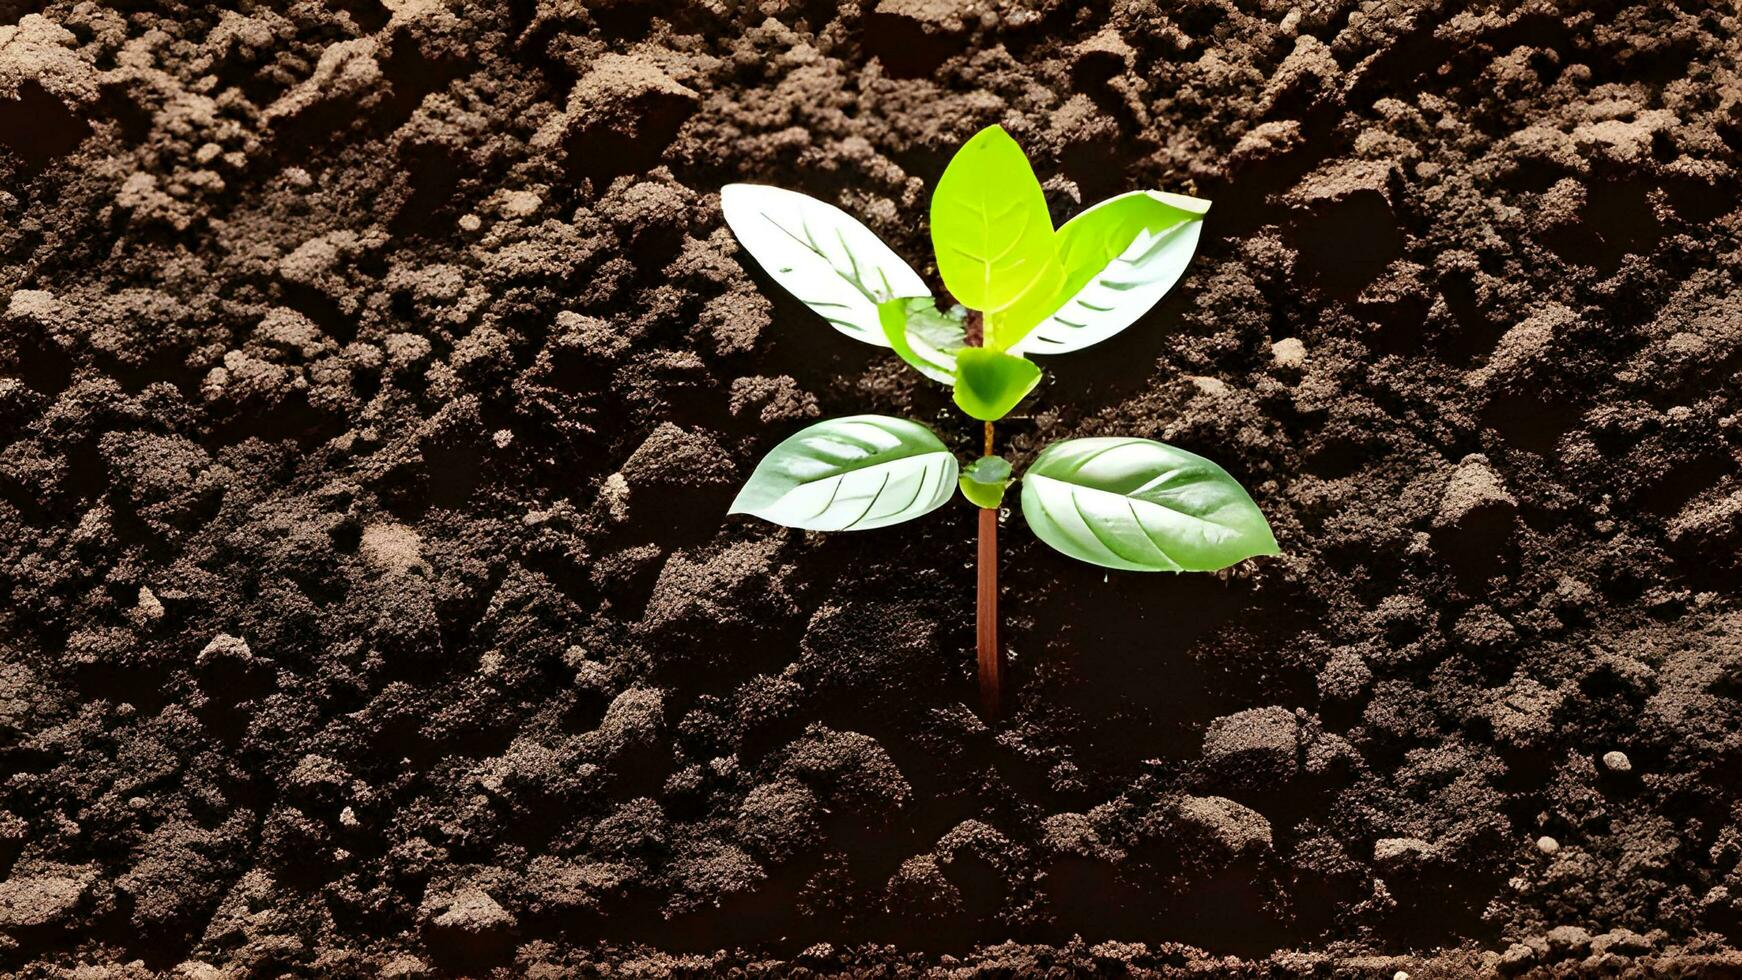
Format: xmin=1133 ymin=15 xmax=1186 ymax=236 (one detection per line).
xmin=929 ymin=125 xmax=1064 ymax=328
xmin=958 ymin=455 xmax=1013 ymax=509
xmin=952 ymin=347 xmax=1041 ymax=422
xmin=1009 ymin=190 xmax=1210 ymax=356
xmin=730 ymin=415 xmax=958 ymax=531
xmin=1019 ymin=437 xmax=1278 ymax=571
xmin=721 ymin=183 xmax=930 ymax=348
xmin=877 ymin=297 xmax=967 ymax=385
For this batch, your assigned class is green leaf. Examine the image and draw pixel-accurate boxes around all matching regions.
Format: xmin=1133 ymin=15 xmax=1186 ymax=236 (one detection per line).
xmin=877 ymin=297 xmax=966 ymax=385
xmin=952 ymin=347 xmax=1041 ymax=422
xmin=1019 ymin=437 xmax=1278 ymax=572
xmin=1008 ymin=190 xmax=1210 ymax=356
xmin=721 ymin=183 xmax=931 ymax=348
xmin=990 ymin=267 xmax=1072 ymax=351
xmin=730 ymin=415 xmax=959 ymax=531
xmin=929 ymin=125 xmax=1064 ymax=331
xmin=958 ymin=455 xmax=1013 ymax=509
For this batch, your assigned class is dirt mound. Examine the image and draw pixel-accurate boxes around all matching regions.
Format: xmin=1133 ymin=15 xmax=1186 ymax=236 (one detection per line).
xmin=1 ymin=0 xmax=1739 ymax=974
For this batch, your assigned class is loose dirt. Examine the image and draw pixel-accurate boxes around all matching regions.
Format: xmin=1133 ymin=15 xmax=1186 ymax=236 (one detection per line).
xmin=2 ymin=0 xmax=1740 ymax=975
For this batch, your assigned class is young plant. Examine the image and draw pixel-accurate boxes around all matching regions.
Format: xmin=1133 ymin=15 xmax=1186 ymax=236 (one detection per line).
xmin=721 ymin=125 xmax=1279 ymax=717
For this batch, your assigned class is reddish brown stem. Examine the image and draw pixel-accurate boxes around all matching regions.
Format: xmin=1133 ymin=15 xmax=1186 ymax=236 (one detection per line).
xmin=977 ymin=506 xmax=999 ymax=719
xmin=977 ymin=420 xmax=1000 ymax=719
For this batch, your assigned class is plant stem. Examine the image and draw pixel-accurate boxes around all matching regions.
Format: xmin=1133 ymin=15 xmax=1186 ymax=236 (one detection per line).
xmin=977 ymin=420 xmax=1000 ymax=719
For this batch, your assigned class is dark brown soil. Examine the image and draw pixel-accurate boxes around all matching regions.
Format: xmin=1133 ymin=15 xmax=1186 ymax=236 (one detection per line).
xmin=2 ymin=0 xmax=1741 ymax=975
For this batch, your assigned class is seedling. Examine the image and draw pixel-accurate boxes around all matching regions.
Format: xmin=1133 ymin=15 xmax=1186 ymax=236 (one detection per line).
xmin=721 ymin=125 xmax=1278 ymax=718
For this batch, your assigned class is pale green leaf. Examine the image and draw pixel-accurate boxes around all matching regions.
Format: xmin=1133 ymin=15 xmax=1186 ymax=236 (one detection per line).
xmin=1019 ymin=437 xmax=1278 ymax=571
xmin=730 ymin=415 xmax=959 ymax=531
xmin=877 ymin=297 xmax=966 ymax=385
xmin=1009 ymin=191 xmax=1210 ymax=356
xmin=929 ymin=125 xmax=1064 ymax=325
xmin=958 ymin=455 xmax=1013 ymax=509
xmin=722 ymin=183 xmax=930 ymax=347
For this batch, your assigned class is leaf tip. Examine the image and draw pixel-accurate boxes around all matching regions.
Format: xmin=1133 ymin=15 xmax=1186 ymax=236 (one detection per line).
xmin=960 ymin=123 xmax=1024 ymax=158
xmin=725 ymin=489 xmax=755 ymax=517
xmin=1149 ymin=189 xmax=1213 ymax=215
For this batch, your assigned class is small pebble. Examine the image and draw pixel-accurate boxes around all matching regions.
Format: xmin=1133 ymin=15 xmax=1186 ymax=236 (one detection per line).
xmin=1536 ymin=836 xmax=1559 ymax=854
xmin=458 ymin=213 xmax=483 ymax=232
xmin=495 ymin=189 xmax=542 ymax=218
xmin=1272 ymin=337 xmax=1306 ymax=368
xmin=136 ymin=585 xmax=164 ymax=621
xmin=1501 ymin=942 xmax=1536 ymax=968
xmin=1602 ymin=750 xmax=1632 ymax=773
xmin=1394 ymin=972 xmax=1410 ymax=980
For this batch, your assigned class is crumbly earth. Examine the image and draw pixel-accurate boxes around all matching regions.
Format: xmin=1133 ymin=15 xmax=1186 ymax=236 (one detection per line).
xmin=1 ymin=0 xmax=1740 ymax=976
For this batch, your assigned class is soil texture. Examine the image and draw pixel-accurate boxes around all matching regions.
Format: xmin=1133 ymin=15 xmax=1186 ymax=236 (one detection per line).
xmin=2 ymin=0 xmax=1742 ymax=975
